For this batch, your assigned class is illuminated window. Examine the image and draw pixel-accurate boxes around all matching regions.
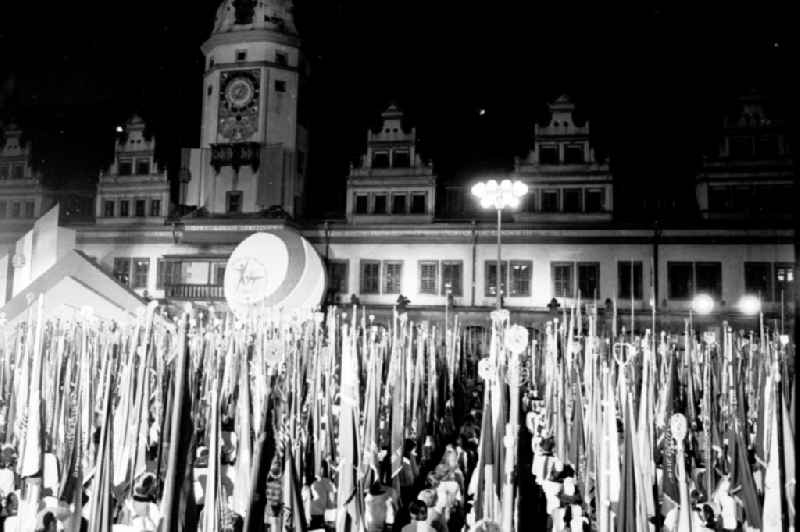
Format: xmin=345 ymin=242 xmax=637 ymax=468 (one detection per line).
xmin=419 ymin=261 xmax=438 ymax=294
xmin=328 ymin=260 xmax=349 ymax=295
xmin=360 ymin=261 xmax=380 ymax=294
xmin=510 ymin=261 xmax=532 ymax=297
xmin=441 ymin=261 xmax=463 ymax=296
xmin=383 ymin=261 xmax=403 ymax=294
xmin=775 ymin=263 xmax=795 ymax=301
xmin=485 ymin=261 xmax=508 ymax=298
xmin=577 ymin=262 xmax=600 ymax=300
xmin=552 ymin=263 xmax=573 ymax=298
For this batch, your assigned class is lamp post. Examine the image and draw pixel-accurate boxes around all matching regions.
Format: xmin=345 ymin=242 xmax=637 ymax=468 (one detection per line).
xmin=471 ymin=179 xmax=528 ymax=309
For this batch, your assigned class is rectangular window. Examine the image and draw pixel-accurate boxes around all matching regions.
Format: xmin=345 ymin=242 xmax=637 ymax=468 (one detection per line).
xmin=577 ymin=262 xmax=600 ymax=300
xmin=485 ymin=261 xmax=508 ymax=298
xmin=103 ymin=200 xmax=114 ymax=217
xmin=113 ymin=257 xmax=131 ymax=286
xmin=135 ymin=199 xmax=146 ymax=217
xmin=135 ymin=159 xmax=150 ymax=175
xmin=373 ymin=195 xmax=387 ymax=214
xmin=383 ymin=261 xmax=403 ymax=294
xmin=564 ymin=144 xmax=584 ymax=164
xmin=275 ymin=51 xmax=288 ymax=66
xmin=585 ymin=189 xmax=604 ymax=212
xmin=695 ymin=262 xmax=722 ymax=299
xmin=274 ymin=80 xmax=286 ymax=92
xmin=0 ymin=165 xmax=8 ymax=179
xmin=156 ymin=259 xmax=166 ymax=289
xmin=708 ymin=186 xmax=731 ymax=212
xmin=371 ymin=151 xmax=390 ymax=168
xmin=0 ymin=202 xmax=6 ymax=218
xmin=392 ymin=150 xmax=410 ymax=168
xmin=226 ymin=191 xmax=243 ymax=213
xmin=419 ymin=261 xmax=438 ymax=295
xmin=775 ymin=263 xmax=795 ymax=302
xmin=328 ymin=260 xmax=349 ymax=295
xmin=360 ymin=260 xmax=380 ymax=294
xmin=552 ymin=262 xmax=574 ymax=298
xmin=510 ymin=260 xmax=532 ymax=297
xmin=118 ymin=160 xmax=133 ymax=176
xmin=150 ymin=199 xmax=161 ymax=217
xmin=744 ymin=262 xmax=772 ymax=301
xmin=119 ymin=200 xmax=129 ymax=217
xmin=132 ymin=258 xmax=150 ymax=289
xmin=24 ymin=201 xmax=34 ymax=218
xmin=392 ymin=194 xmax=407 ymax=215
xmin=11 ymin=202 xmax=20 ymax=218
xmin=211 ymin=263 xmax=226 ymax=285
xmin=541 ymin=190 xmax=559 ymax=212
xmin=410 ymin=193 xmax=426 ymax=214
xmin=12 ymin=164 xmax=24 ymax=179
xmin=729 ymin=136 xmax=754 ymax=159
xmin=618 ymin=261 xmax=643 ymax=300
xmin=668 ymin=262 xmax=693 ymax=299
xmin=522 ymin=191 xmax=537 ymax=212
xmin=539 ymin=145 xmax=559 ymax=164
xmin=563 ymin=188 xmax=582 ymax=212
xmin=441 ymin=261 xmax=463 ymax=296
xmin=354 ymin=194 xmax=368 ymax=214
xmin=755 ymin=135 xmax=778 ymax=159
xmin=236 ymin=49 xmax=247 ymax=61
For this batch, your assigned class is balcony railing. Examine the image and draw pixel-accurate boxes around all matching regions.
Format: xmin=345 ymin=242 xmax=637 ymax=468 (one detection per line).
xmin=164 ymin=284 xmax=224 ymax=300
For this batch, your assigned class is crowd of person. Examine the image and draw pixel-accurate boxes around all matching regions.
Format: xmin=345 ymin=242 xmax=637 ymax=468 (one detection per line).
xmin=0 ymin=302 xmax=794 ymax=532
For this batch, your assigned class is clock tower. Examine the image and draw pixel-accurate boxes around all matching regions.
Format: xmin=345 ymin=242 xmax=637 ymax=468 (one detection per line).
xmin=181 ymin=0 xmax=309 ymax=217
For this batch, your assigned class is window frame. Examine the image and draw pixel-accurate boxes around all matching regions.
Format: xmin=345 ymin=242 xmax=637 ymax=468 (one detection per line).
xmin=744 ymin=262 xmax=772 ymax=302
xmin=577 ymin=262 xmax=600 ymax=300
xmin=509 ymin=260 xmax=532 ymax=297
xmin=373 ymin=194 xmax=387 ymax=214
xmin=132 ymin=258 xmax=150 ymax=289
xmin=441 ymin=260 xmax=464 ymax=297
xmin=382 ymin=260 xmax=403 ymax=295
xmin=134 ymin=199 xmax=146 ymax=217
xmin=118 ymin=159 xmax=133 ymax=176
xmin=410 ymin=193 xmax=426 ymax=214
xmin=539 ymin=144 xmax=560 ymax=165
xmin=391 ymin=149 xmax=410 ymax=168
xmin=113 ymin=257 xmax=132 ymax=286
xmin=551 ymin=262 xmax=574 ymax=298
xmin=0 ymin=201 xmax=5 ymax=218
xmin=774 ymin=262 xmax=795 ymax=302
xmin=103 ymin=200 xmax=115 ymax=217
xmin=360 ymin=260 xmax=380 ymax=294
xmin=485 ymin=260 xmax=509 ymax=298
xmin=24 ymin=201 xmax=35 ymax=219
xmin=354 ymin=194 xmax=368 ymax=214
xmin=371 ymin=151 xmax=390 ymax=168
xmin=274 ymin=79 xmax=286 ymax=93
xmin=119 ymin=199 xmax=129 ymax=217
xmin=667 ymin=261 xmax=694 ymax=300
xmin=11 ymin=202 xmax=20 ymax=218
xmin=694 ymin=261 xmax=722 ymax=299
xmin=135 ymin=159 xmax=151 ymax=175
xmin=226 ymin=191 xmax=243 ymax=214
xmin=563 ymin=188 xmax=583 ymax=213
xmin=564 ymin=144 xmax=585 ymax=164
xmin=391 ymin=193 xmax=407 ymax=215
xmin=150 ymin=199 xmax=161 ymax=217
xmin=327 ymin=259 xmax=349 ymax=295
xmin=617 ymin=261 xmax=644 ymax=300
xmin=418 ymin=260 xmax=438 ymax=295
xmin=541 ymin=189 xmax=560 ymax=212
xmin=585 ymin=188 xmax=604 ymax=213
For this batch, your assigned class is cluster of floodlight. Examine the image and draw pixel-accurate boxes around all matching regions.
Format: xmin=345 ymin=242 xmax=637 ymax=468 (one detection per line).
xmin=471 ymin=179 xmax=529 ymax=210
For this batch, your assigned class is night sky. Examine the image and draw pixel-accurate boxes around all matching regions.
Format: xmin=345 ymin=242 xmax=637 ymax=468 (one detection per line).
xmin=0 ymin=2 xmax=795 ymax=221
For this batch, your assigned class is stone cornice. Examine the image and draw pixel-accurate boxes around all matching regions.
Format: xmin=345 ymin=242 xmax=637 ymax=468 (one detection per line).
xmin=202 ymin=29 xmax=301 ymax=54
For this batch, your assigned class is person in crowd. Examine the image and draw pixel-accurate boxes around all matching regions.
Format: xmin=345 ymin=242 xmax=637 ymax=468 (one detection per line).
xmin=364 ymin=481 xmax=396 ymax=532
xmin=400 ymin=500 xmax=435 ymax=532
xmin=553 ymin=465 xmax=582 ymax=532
xmin=305 ymin=461 xmax=335 ymax=530
xmin=118 ymin=472 xmax=162 ymax=532
xmin=532 ymin=437 xmax=556 ymax=486
xmin=0 ymin=445 xmax=16 ymax=498
xmin=266 ymin=456 xmax=284 ymax=532
xmin=711 ymin=476 xmax=742 ymax=532
xmin=399 ymin=439 xmax=420 ymax=509
xmin=417 ymin=489 xmax=445 ymax=532
xmin=1 ymin=492 xmax=19 ymax=530
xmin=35 ymin=511 xmax=57 ymax=532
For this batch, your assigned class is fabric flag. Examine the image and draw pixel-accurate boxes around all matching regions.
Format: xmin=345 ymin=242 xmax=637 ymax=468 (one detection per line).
xmin=88 ymin=351 xmax=115 ymax=532
xmin=336 ymin=327 xmax=363 ymax=532
xmin=762 ymin=383 xmax=782 ymax=530
xmin=660 ymin=355 xmax=680 ymax=508
xmin=390 ymin=328 xmax=406 ymax=481
xmin=473 ymin=385 xmax=496 ymax=523
xmin=616 ymin=395 xmax=638 ymax=532
xmin=780 ymin=384 xmax=795 ymax=525
xmin=19 ymin=295 xmax=44 ymax=479
xmin=233 ymin=348 xmax=253 ymax=517
xmin=203 ymin=376 xmax=222 ymax=532
xmin=492 ymin=368 xmax=506 ymax=501
xmin=284 ymin=440 xmax=309 ymax=532
xmin=244 ymin=392 xmax=275 ymax=532
xmin=730 ymin=429 xmax=762 ymax=529
xmin=161 ymin=315 xmax=196 ymax=532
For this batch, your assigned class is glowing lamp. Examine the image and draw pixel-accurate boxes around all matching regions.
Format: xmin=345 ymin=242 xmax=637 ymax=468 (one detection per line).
xmin=691 ymin=294 xmax=714 ymax=315
xmin=737 ymin=295 xmax=761 ymax=316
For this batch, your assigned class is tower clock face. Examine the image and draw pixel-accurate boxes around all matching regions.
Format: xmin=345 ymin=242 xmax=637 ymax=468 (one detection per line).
xmin=218 ymin=69 xmax=261 ymax=141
